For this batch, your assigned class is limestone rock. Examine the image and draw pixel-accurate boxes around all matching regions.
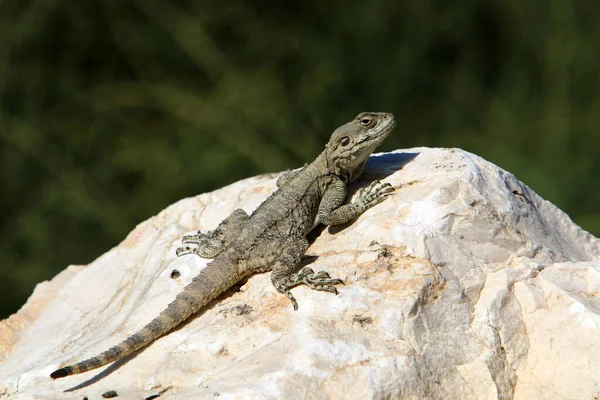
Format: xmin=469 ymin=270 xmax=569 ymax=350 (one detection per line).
xmin=1 ymin=148 xmax=599 ymax=400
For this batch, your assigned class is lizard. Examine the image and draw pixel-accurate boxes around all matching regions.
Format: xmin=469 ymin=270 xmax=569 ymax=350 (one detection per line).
xmin=50 ymin=111 xmax=396 ymax=379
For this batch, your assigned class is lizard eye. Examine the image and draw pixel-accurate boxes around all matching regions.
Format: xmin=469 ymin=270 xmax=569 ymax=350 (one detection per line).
xmin=340 ymin=137 xmax=351 ymax=146
xmin=360 ymin=117 xmax=374 ymax=127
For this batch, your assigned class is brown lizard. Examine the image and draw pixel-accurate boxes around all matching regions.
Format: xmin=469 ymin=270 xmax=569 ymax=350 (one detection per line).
xmin=50 ymin=111 xmax=395 ymax=379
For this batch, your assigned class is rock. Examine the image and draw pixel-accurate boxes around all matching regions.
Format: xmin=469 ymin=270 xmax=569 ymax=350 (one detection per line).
xmin=1 ymin=148 xmax=599 ymax=400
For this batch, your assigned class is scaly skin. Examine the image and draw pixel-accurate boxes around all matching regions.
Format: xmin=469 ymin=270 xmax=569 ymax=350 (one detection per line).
xmin=50 ymin=112 xmax=395 ymax=379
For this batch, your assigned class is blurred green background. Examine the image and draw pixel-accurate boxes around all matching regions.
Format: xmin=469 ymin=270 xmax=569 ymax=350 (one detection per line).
xmin=1 ymin=1 xmax=599 ymax=319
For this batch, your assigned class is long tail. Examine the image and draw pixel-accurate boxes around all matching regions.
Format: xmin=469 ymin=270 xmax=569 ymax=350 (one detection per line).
xmin=51 ymin=258 xmax=238 ymax=379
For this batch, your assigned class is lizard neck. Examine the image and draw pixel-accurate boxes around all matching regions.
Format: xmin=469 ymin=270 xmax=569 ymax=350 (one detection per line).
xmin=309 ymin=148 xmax=363 ymax=183
xmin=302 ymin=150 xmax=343 ymax=182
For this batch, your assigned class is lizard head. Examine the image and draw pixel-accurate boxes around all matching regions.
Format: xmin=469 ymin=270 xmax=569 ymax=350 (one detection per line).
xmin=325 ymin=112 xmax=395 ymax=182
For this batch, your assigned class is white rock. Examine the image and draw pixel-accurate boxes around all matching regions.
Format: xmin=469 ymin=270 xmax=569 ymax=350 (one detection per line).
xmin=1 ymin=148 xmax=599 ymax=400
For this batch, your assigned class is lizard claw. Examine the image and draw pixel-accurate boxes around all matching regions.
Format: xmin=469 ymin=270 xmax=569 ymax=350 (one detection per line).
xmin=274 ymin=266 xmax=344 ymax=310
xmin=312 ymin=270 xmax=331 ymax=279
xmin=353 ymin=180 xmax=394 ymax=211
xmin=176 ymin=245 xmax=199 ymax=257
xmin=182 ymin=233 xmax=201 ymax=244
xmin=284 ymin=289 xmax=299 ymax=311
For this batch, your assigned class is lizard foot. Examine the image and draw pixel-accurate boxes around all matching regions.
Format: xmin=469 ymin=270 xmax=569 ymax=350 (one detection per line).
xmin=353 ymin=180 xmax=394 ymax=210
xmin=276 ymin=267 xmax=344 ymax=311
xmin=177 ymin=230 xmax=224 ymax=258
xmin=295 ymin=267 xmax=344 ymax=293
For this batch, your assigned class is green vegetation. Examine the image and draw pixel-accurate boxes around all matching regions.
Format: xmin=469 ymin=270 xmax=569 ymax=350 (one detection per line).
xmin=1 ymin=1 xmax=599 ymax=318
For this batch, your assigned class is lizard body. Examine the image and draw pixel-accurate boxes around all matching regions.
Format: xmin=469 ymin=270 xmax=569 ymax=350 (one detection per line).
xmin=50 ymin=112 xmax=395 ymax=379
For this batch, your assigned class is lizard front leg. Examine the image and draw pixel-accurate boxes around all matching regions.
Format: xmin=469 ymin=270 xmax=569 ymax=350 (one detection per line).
xmin=269 ymin=236 xmax=343 ymax=310
xmin=176 ymin=209 xmax=249 ymax=258
xmin=317 ymin=178 xmax=394 ymax=226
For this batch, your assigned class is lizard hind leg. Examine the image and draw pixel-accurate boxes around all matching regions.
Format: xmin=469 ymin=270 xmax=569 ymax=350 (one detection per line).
xmin=270 ymin=237 xmax=343 ymax=311
xmin=176 ymin=209 xmax=249 ymax=258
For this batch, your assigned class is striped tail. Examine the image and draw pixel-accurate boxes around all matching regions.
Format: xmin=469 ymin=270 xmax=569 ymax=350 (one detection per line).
xmin=51 ymin=259 xmax=238 ymax=379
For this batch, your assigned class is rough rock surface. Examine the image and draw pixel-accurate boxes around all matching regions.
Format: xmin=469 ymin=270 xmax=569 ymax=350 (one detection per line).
xmin=1 ymin=148 xmax=599 ymax=400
